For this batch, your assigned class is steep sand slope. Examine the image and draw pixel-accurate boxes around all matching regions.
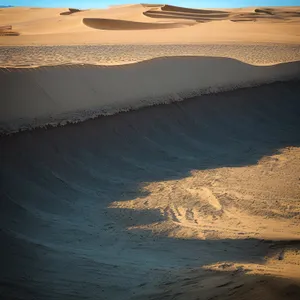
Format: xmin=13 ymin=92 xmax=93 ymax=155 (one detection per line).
xmin=1 ymin=4 xmax=300 ymax=300
xmin=1 ymin=57 xmax=300 ymax=134
xmin=1 ymin=81 xmax=300 ymax=300
xmin=0 ymin=5 xmax=299 ymax=45
xmin=146 ymin=4 xmax=300 ymax=22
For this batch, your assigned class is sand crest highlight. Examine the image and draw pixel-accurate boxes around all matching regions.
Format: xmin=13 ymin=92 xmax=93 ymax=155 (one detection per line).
xmin=1 ymin=56 xmax=300 ymax=134
xmin=0 ymin=5 xmax=299 ymax=45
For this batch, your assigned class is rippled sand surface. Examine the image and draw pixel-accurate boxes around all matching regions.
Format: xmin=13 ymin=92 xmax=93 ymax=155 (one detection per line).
xmin=1 ymin=44 xmax=300 ymax=67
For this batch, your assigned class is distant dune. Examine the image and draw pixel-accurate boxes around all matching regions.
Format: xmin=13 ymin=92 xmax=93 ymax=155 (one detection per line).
xmin=143 ymin=5 xmax=230 ymax=22
xmin=144 ymin=4 xmax=300 ymax=22
xmin=60 ymin=8 xmax=85 ymax=16
xmin=161 ymin=4 xmax=229 ymax=14
xmin=0 ymin=25 xmax=19 ymax=36
xmin=0 ymin=4 xmax=299 ymax=45
xmin=83 ymin=17 xmax=193 ymax=30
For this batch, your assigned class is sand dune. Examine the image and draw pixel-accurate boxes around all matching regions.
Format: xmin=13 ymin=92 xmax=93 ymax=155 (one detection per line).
xmin=161 ymin=4 xmax=228 ymax=14
xmin=143 ymin=4 xmax=300 ymax=23
xmin=0 ymin=25 xmax=12 ymax=30
xmin=141 ymin=3 xmax=164 ymax=8
xmin=1 ymin=80 xmax=300 ymax=299
xmin=83 ymin=17 xmax=193 ymax=30
xmin=0 ymin=24 xmax=19 ymax=36
xmin=231 ymin=7 xmax=300 ymax=22
xmin=1 ymin=56 xmax=300 ymax=134
xmin=0 ymin=5 xmax=299 ymax=45
xmin=255 ymin=7 xmax=300 ymax=17
xmin=2 ymin=44 xmax=299 ymax=68
xmin=1 ymin=4 xmax=300 ymax=300
xmin=143 ymin=9 xmax=229 ymax=22
xmin=60 ymin=8 xmax=85 ymax=16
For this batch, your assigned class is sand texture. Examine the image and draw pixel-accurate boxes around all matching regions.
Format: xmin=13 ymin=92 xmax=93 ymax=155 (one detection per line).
xmin=0 ymin=4 xmax=300 ymax=45
xmin=1 ymin=81 xmax=300 ymax=300
xmin=1 ymin=44 xmax=300 ymax=67
xmin=0 ymin=3 xmax=300 ymax=300
xmin=1 ymin=57 xmax=300 ymax=134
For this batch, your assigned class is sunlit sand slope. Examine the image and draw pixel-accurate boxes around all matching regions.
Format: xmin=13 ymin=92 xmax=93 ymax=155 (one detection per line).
xmin=0 ymin=4 xmax=299 ymax=45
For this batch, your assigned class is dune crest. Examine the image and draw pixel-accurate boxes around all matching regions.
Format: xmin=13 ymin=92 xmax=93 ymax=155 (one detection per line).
xmin=0 ymin=5 xmax=299 ymax=44
xmin=1 ymin=56 xmax=300 ymax=134
xmin=161 ymin=4 xmax=228 ymax=14
xmin=60 ymin=8 xmax=85 ymax=16
xmin=83 ymin=17 xmax=193 ymax=30
xmin=143 ymin=4 xmax=300 ymax=22
xmin=0 ymin=24 xmax=19 ymax=36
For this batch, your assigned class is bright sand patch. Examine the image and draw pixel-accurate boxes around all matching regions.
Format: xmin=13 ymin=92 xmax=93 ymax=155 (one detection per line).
xmin=0 ymin=5 xmax=300 ymax=45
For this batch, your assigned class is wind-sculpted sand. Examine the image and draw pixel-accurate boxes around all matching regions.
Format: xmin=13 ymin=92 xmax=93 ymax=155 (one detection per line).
xmin=0 ymin=4 xmax=300 ymax=45
xmin=1 ymin=3 xmax=300 ymax=300
xmin=1 ymin=81 xmax=300 ymax=300
xmin=1 ymin=56 xmax=300 ymax=134
xmin=1 ymin=44 xmax=300 ymax=68
xmin=83 ymin=18 xmax=193 ymax=30
xmin=144 ymin=4 xmax=300 ymax=22
xmin=60 ymin=8 xmax=85 ymax=16
xmin=0 ymin=25 xmax=19 ymax=36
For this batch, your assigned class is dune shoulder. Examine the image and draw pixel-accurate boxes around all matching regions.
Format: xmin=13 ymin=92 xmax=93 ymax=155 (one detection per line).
xmin=0 ymin=4 xmax=299 ymax=45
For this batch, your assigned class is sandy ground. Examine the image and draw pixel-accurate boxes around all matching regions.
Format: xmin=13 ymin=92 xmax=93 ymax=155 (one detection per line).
xmin=1 ymin=58 xmax=300 ymax=134
xmin=1 ymin=81 xmax=300 ymax=300
xmin=1 ymin=43 xmax=300 ymax=67
xmin=0 ymin=4 xmax=300 ymax=45
xmin=0 ymin=3 xmax=300 ymax=300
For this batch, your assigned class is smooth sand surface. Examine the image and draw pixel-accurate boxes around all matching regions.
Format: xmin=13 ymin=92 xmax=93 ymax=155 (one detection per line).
xmin=82 ymin=18 xmax=193 ymax=30
xmin=0 ymin=3 xmax=300 ymax=300
xmin=1 ymin=57 xmax=300 ymax=134
xmin=0 ymin=4 xmax=300 ymax=45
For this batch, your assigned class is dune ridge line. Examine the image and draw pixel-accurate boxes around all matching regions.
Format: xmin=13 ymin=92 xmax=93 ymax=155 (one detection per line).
xmin=0 ymin=5 xmax=299 ymax=45
xmin=1 ymin=56 xmax=300 ymax=135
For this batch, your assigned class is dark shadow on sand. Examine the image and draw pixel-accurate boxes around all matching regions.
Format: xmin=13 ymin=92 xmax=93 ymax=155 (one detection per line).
xmin=60 ymin=8 xmax=84 ymax=16
xmin=1 ymin=80 xmax=300 ymax=299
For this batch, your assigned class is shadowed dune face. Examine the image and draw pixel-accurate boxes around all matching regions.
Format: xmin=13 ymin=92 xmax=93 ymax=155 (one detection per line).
xmin=255 ymin=7 xmax=300 ymax=17
xmin=0 ymin=32 xmax=19 ymax=36
xmin=231 ymin=7 xmax=300 ymax=22
xmin=143 ymin=10 xmax=229 ymax=22
xmin=141 ymin=4 xmax=300 ymax=23
xmin=0 ymin=25 xmax=19 ymax=36
xmin=83 ymin=17 xmax=194 ymax=30
xmin=60 ymin=8 xmax=84 ymax=16
xmin=1 ymin=57 xmax=300 ymax=133
xmin=1 ymin=4 xmax=300 ymax=299
xmin=161 ymin=4 xmax=227 ymax=14
xmin=1 ymin=80 xmax=300 ymax=299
